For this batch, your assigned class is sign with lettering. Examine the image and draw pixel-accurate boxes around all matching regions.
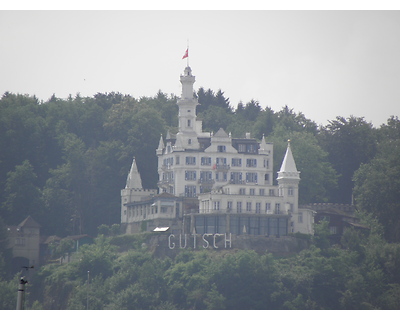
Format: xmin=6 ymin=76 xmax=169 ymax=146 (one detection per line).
xmin=168 ymin=233 xmax=232 ymax=249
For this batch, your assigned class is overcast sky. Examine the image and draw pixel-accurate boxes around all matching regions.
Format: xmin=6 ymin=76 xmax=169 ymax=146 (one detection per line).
xmin=1 ymin=10 xmax=399 ymax=127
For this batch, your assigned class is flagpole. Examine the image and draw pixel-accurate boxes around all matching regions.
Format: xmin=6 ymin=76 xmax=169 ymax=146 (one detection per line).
xmin=187 ymin=39 xmax=189 ymax=67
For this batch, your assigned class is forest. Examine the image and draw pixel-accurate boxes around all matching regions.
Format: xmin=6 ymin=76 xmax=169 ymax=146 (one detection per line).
xmin=0 ymin=89 xmax=400 ymax=309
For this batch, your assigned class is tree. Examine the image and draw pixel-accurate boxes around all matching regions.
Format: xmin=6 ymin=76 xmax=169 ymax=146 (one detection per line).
xmin=251 ymin=106 xmax=276 ymax=139
xmin=2 ymin=160 xmax=44 ymax=225
xmin=318 ymin=116 xmax=377 ymax=203
xmin=198 ymin=105 xmax=233 ymax=133
xmin=276 ymin=105 xmax=318 ymax=135
xmin=353 ymin=138 xmax=400 ymax=242
xmin=127 ymin=107 xmax=166 ymax=189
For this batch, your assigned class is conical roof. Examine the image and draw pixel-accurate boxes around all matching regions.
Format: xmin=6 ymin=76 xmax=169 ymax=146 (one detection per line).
xmin=277 ymin=140 xmax=300 ymax=182
xmin=125 ymin=158 xmax=143 ymax=189
xmin=279 ymin=141 xmax=298 ymax=173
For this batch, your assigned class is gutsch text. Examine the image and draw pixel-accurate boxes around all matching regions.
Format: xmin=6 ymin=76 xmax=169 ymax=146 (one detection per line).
xmin=168 ymin=233 xmax=232 ymax=249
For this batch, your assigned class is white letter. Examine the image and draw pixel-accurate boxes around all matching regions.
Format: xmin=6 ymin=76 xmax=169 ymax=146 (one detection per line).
xmin=168 ymin=234 xmax=175 ymax=249
xmin=202 ymin=234 xmax=211 ymax=248
xmin=224 ymin=233 xmax=232 ymax=248
xmin=193 ymin=233 xmax=197 ymax=249
xmin=213 ymin=233 xmax=224 ymax=248
xmin=179 ymin=234 xmax=187 ymax=249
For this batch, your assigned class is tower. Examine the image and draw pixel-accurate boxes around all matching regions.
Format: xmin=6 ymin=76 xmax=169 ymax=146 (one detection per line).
xmin=175 ymin=66 xmax=200 ymax=149
xmin=277 ymin=140 xmax=300 ymax=214
xmin=121 ymin=158 xmax=156 ymax=224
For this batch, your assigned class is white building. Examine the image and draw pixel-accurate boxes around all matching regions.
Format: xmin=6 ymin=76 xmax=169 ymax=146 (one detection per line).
xmin=121 ymin=65 xmax=314 ymax=236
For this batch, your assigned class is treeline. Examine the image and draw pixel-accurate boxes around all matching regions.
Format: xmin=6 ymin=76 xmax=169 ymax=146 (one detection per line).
xmin=1 ymin=219 xmax=400 ymax=310
xmin=0 ymin=89 xmax=399 ymax=243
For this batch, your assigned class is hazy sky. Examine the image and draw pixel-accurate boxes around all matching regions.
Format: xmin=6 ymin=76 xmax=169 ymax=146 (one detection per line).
xmin=1 ymin=10 xmax=399 ymax=127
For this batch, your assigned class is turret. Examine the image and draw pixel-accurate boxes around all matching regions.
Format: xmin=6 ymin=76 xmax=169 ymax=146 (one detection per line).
xmin=277 ymin=140 xmax=300 ymax=214
xmin=156 ymin=135 xmax=164 ymax=155
xmin=125 ymin=157 xmax=143 ymax=189
xmin=176 ymin=66 xmax=200 ymax=149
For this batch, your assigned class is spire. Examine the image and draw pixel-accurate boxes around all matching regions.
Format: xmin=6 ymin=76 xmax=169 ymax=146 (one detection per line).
xmin=277 ymin=140 xmax=300 ymax=180
xmin=125 ymin=157 xmax=143 ymax=189
xmin=156 ymin=134 xmax=164 ymax=155
xmin=173 ymin=133 xmax=184 ymax=151
xmin=258 ymin=134 xmax=270 ymax=155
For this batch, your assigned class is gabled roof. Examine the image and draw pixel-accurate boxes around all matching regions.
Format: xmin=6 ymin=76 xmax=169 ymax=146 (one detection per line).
xmin=213 ymin=128 xmax=229 ymax=138
xmin=18 ymin=216 xmax=40 ymax=229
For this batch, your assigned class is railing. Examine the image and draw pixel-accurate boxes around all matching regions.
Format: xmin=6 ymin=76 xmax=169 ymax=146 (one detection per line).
xmin=215 ymin=164 xmax=231 ymax=171
xmin=196 ymin=209 xmax=286 ymax=215
xmin=197 ymin=179 xmax=215 ymax=185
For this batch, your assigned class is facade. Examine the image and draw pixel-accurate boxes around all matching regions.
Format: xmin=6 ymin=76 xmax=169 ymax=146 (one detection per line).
xmin=7 ymin=216 xmax=40 ymax=272
xmin=121 ymin=65 xmax=314 ymax=237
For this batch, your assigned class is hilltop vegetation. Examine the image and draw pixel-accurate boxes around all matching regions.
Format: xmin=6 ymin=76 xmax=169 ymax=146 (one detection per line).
xmin=0 ymin=89 xmax=400 ymax=309
xmin=1 ymin=219 xmax=400 ymax=310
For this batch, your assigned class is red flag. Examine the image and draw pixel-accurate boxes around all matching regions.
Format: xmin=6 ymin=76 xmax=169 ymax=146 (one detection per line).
xmin=182 ymin=49 xmax=188 ymax=59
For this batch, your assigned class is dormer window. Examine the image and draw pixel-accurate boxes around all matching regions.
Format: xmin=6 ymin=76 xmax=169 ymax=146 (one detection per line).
xmin=217 ymin=145 xmax=226 ymax=152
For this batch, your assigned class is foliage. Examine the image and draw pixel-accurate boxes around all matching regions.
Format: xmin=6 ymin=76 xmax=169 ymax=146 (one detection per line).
xmin=353 ymin=130 xmax=400 ymax=242
xmin=13 ymin=219 xmax=400 ymax=310
xmin=318 ymin=116 xmax=377 ymax=204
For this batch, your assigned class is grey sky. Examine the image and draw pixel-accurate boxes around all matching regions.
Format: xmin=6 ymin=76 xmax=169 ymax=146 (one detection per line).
xmin=1 ymin=10 xmax=399 ymax=127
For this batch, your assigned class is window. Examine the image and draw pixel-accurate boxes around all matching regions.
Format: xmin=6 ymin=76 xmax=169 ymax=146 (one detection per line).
xmin=269 ymin=189 xmax=275 ymax=196
xmin=230 ymin=172 xmax=242 ymax=183
xmin=186 ymin=156 xmax=196 ymax=165
xmin=215 ymin=172 xmax=227 ymax=182
xmin=330 ymin=226 xmax=337 ymax=234
xmin=288 ymin=187 xmax=294 ymax=196
xmin=175 ymin=156 xmax=180 ymax=165
xmin=264 ymin=174 xmax=270 ymax=184
xmin=232 ymin=158 xmax=242 ymax=167
xmin=266 ymin=203 xmax=271 ymax=213
xmin=188 ymin=139 xmax=192 ymax=145
xmin=256 ymin=202 xmax=261 ymax=213
xmin=298 ymin=212 xmax=303 ymax=223
xmin=185 ymin=170 xmax=197 ymax=180
xmin=250 ymin=188 xmax=255 ymax=195
xmin=217 ymin=145 xmax=226 ymax=152
xmin=264 ymin=159 xmax=269 ymax=168
xmin=213 ymin=201 xmax=220 ymax=211
xmin=201 ymin=157 xmax=211 ymax=166
xmin=185 ymin=185 xmax=196 ymax=197
xmin=246 ymin=202 xmax=252 ymax=212
xmin=246 ymin=173 xmax=258 ymax=183
xmin=259 ymin=188 xmax=265 ymax=196
xmin=275 ymin=203 xmax=281 ymax=214
xmin=161 ymin=206 xmax=168 ymax=213
xmin=216 ymin=157 xmax=227 ymax=165
xmin=237 ymin=202 xmax=242 ymax=213
xmin=200 ymin=171 xmax=212 ymax=181
xmin=247 ymin=144 xmax=256 ymax=153
xmin=227 ymin=201 xmax=233 ymax=211
xmin=239 ymin=188 xmax=246 ymax=195
xmin=187 ymin=119 xmax=191 ymax=127
xmin=238 ymin=144 xmax=246 ymax=152
xmin=246 ymin=159 xmax=257 ymax=167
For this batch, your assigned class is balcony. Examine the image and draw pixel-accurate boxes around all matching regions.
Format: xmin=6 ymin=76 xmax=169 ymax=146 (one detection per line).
xmin=215 ymin=164 xmax=230 ymax=171
xmin=157 ymin=179 xmax=174 ymax=188
xmin=197 ymin=179 xmax=215 ymax=186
